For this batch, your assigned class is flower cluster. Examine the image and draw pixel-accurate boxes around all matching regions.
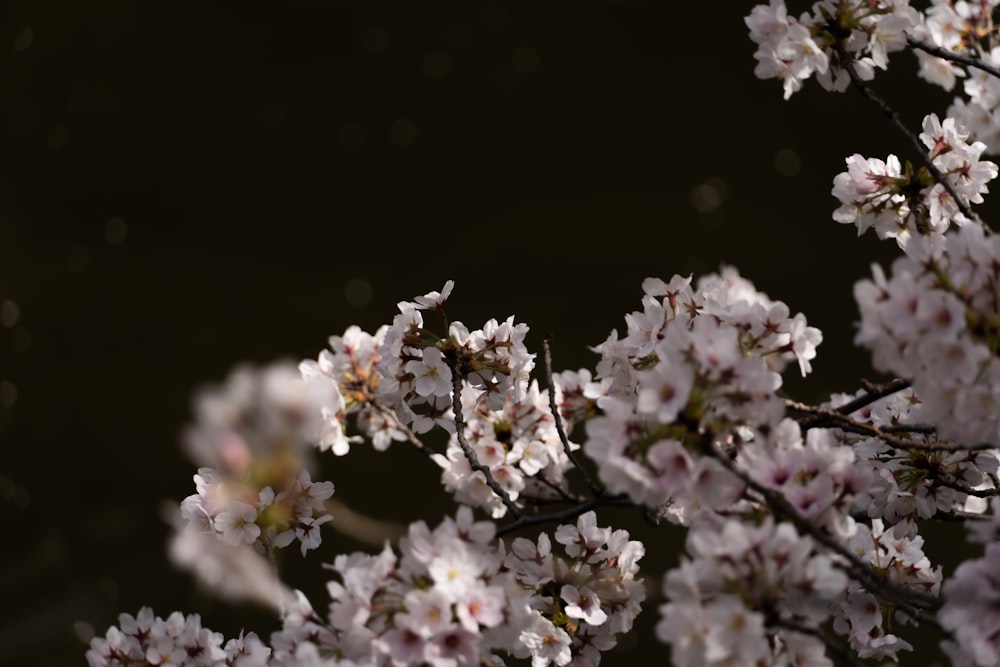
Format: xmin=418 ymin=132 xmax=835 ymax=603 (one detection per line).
xmin=93 ymin=509 xmax=643 ymax=667
xmin=83 ymin=4 xmax=1000 ymax=666
xmin=305 ymin=506 xmax=512 ymax=666
xmin=854 ymin=222 xmax=1000 ymax=448
xmin=939 ymin=541 xmax=1000 ymax=666
xmin=746 ymin=0 xmax=919 ymax=99
xmin=657 ymin=516 xmax=847 ymax=667
xmin=299 ymin=508 xmax=644 ymax=667
xmin=86 ymin=607 xmax=271 ymax=667
xmin=581 ymin=269 xmax=821 ymax=514
xmin=834 ymin=518 xmax=941 ymax=662
xmin=377 ymin=280 xmax=536 ymax=421
xmin=823 ymin=387 xmax=997 ymax=531
xmin=180 ymin=466 xmax=334 ymax=556
xmin=434 ymin=380 xmax=579 ymax=518
xmin=299 ymin=324 xmax=406 ymax=455
xmin=832 ymin=114 xmax=998 ymax=247
xmin=742 ymin=418 xmax=870 ymax=538
xmin=910 ymin=0 xmax=1000 ymax=154
xmin=169 ymin=362 xmax=338 ymax=598
xmin=181 ymin=361 xmax=327 ymax=477
xmin=504 ymin=510 xmax=645 ymax=667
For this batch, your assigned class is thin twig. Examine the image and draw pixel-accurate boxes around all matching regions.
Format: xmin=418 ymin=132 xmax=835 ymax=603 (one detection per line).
xmin=906 ymin=35 xmax=1000 ymax=80
xmin=928 ymin=508 xmax=993 ymax=522
xmin=824 ymin=379 xmax=912 ymax=422
xmin=375 ymin=400 xmax=436 ymax=458
xmin=788 ymin=399 xmax=993 ymax=452
xmin=531 ymin=472 xmax=586 ymax=504
xmin=495 ymin=492 xmax=633 ymax=538
xmin=935 ymin=478 xmax=1000 ymax=498
xmin=880 ymin=423 xmax=937 ymax=434
xmin=543 ymin=336 xmax=602 ymax=496
xmin=447 ymin=366 xmax=523 ymax=519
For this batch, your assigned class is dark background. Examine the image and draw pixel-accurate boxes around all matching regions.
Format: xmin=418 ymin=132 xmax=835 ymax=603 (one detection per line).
xmin=0 ymin=1 xmax=970 ymax=665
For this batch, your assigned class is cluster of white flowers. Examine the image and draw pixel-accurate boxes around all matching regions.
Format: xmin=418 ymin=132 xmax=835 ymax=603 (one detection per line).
xmin=84 ymin=3 xmax=1000 ymax=666
xmin=180 ymin=466 xmax=334 ymax=556
xmin=822 ymin=387 xmax=998 ymax=531
xmin=657 ymin=516 xmax=847 ymax=667
xmin=912 ymin=0 xmax=1000 ymax=153
xmin=299 ymin=324 xmax=407 ymax=455
xmin=742 ymin=418 xmax=869 ymax=537
xmin=434 ymin=380 xmax=578 ymax=518
xmin=832 ymin=114 xmax=998 ymax=247
xmin=835 ymin=518 xmax=941 ymax=661
xmin=377 ymin=280 xmax=536 ymax=420
xmin=940 ymin=505 xmax=1000 ymax=667
xmin=746 ymin=0 xmax=919 ymax=99
xmin=86 ymin=607 xmax=271 ymax=667
xmin=167 ymin=362 xmax=339 ymax=599
xmin=505 ymin=510 xmax=645 ymax=667
xmin=940 ymin=542 xmax=1000 ymax=665
xmin=181 ymin=361 xmax=328 ymax=476
xmin=581 ymin=269 xmax=821 ymax=514
xmin=855 ymin=223 xmax=1000 ymax=447
xmin=90 ymin=510 xmax=642 ymax=667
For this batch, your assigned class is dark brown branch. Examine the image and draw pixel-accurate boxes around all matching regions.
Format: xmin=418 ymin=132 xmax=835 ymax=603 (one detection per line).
xmin=935 ymin=478 xmax=1000 ymax=498
xmin=880 ymin=423 xmax=937 ymax=435
xmin=531 ymin=472 xmax=586 ymax=504
xmin=812 ymin=379 xmax=911 ymax=425
xmin=906 ymin=35 xmax=1000 ymax=80
xmin=495 ymin=492 xmax=633 ymax=538
xmin=928 ymin=508 xmax=993 ymax=522
xmin=543 ymin=336 xmax=602 ymax=496
xmin=447 ymin=366 xmax=523 ymax=520
xmin=374 ymin=399 xmax=436 ymax=458
xmin=788 ymin=399 xmax=993 ymax=452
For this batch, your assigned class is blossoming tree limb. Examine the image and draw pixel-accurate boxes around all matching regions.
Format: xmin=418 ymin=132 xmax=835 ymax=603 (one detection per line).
xmin=86 ymin=2 xmax=1000 ymax=666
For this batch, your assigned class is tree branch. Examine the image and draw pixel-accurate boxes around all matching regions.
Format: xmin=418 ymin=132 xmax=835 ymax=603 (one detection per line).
xmin=495 ymin=492 xmax=633 ymax=538
xmin=447 ymin=367 xmax=523 ymax=520
xmin=543 ymin=336 xmax=602 ymax=496
xmin=906 ymin=35 xmax=1000 ymax=80
xmin=787 ymin=399 xmax=993 ymax=452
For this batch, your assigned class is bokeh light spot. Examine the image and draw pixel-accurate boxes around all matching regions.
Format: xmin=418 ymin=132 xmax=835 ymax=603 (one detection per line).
xmin=345 ymin=278 xmax=373 ymax=308
xmin=512 ymin=47 xmax=540 ymax=74
xmin=774 ymin=148 xmax=802 ymax=177
xmin=105 ymin=216 xmax=128 ymax=245
xmin=389 ymin=118 xmax=418 ymax=147
xmin=690 ymin=177 xmax=730 ymax=214
xmin=1 ymin=299 xmax=20 ymax=328
xmin=13 ymin=27 xmax=33 ymax=52
xmin=1 ymin=380 xmax=18 ymax=408
xmin=73 ymin=621 xmax=95 ymax=644
xmin=423 ymin=51 xmax=452 ymax=79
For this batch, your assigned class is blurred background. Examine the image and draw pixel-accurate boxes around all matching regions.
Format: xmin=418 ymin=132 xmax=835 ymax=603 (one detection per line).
xmin=0 ymin=1 xmax=977 ymax=665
